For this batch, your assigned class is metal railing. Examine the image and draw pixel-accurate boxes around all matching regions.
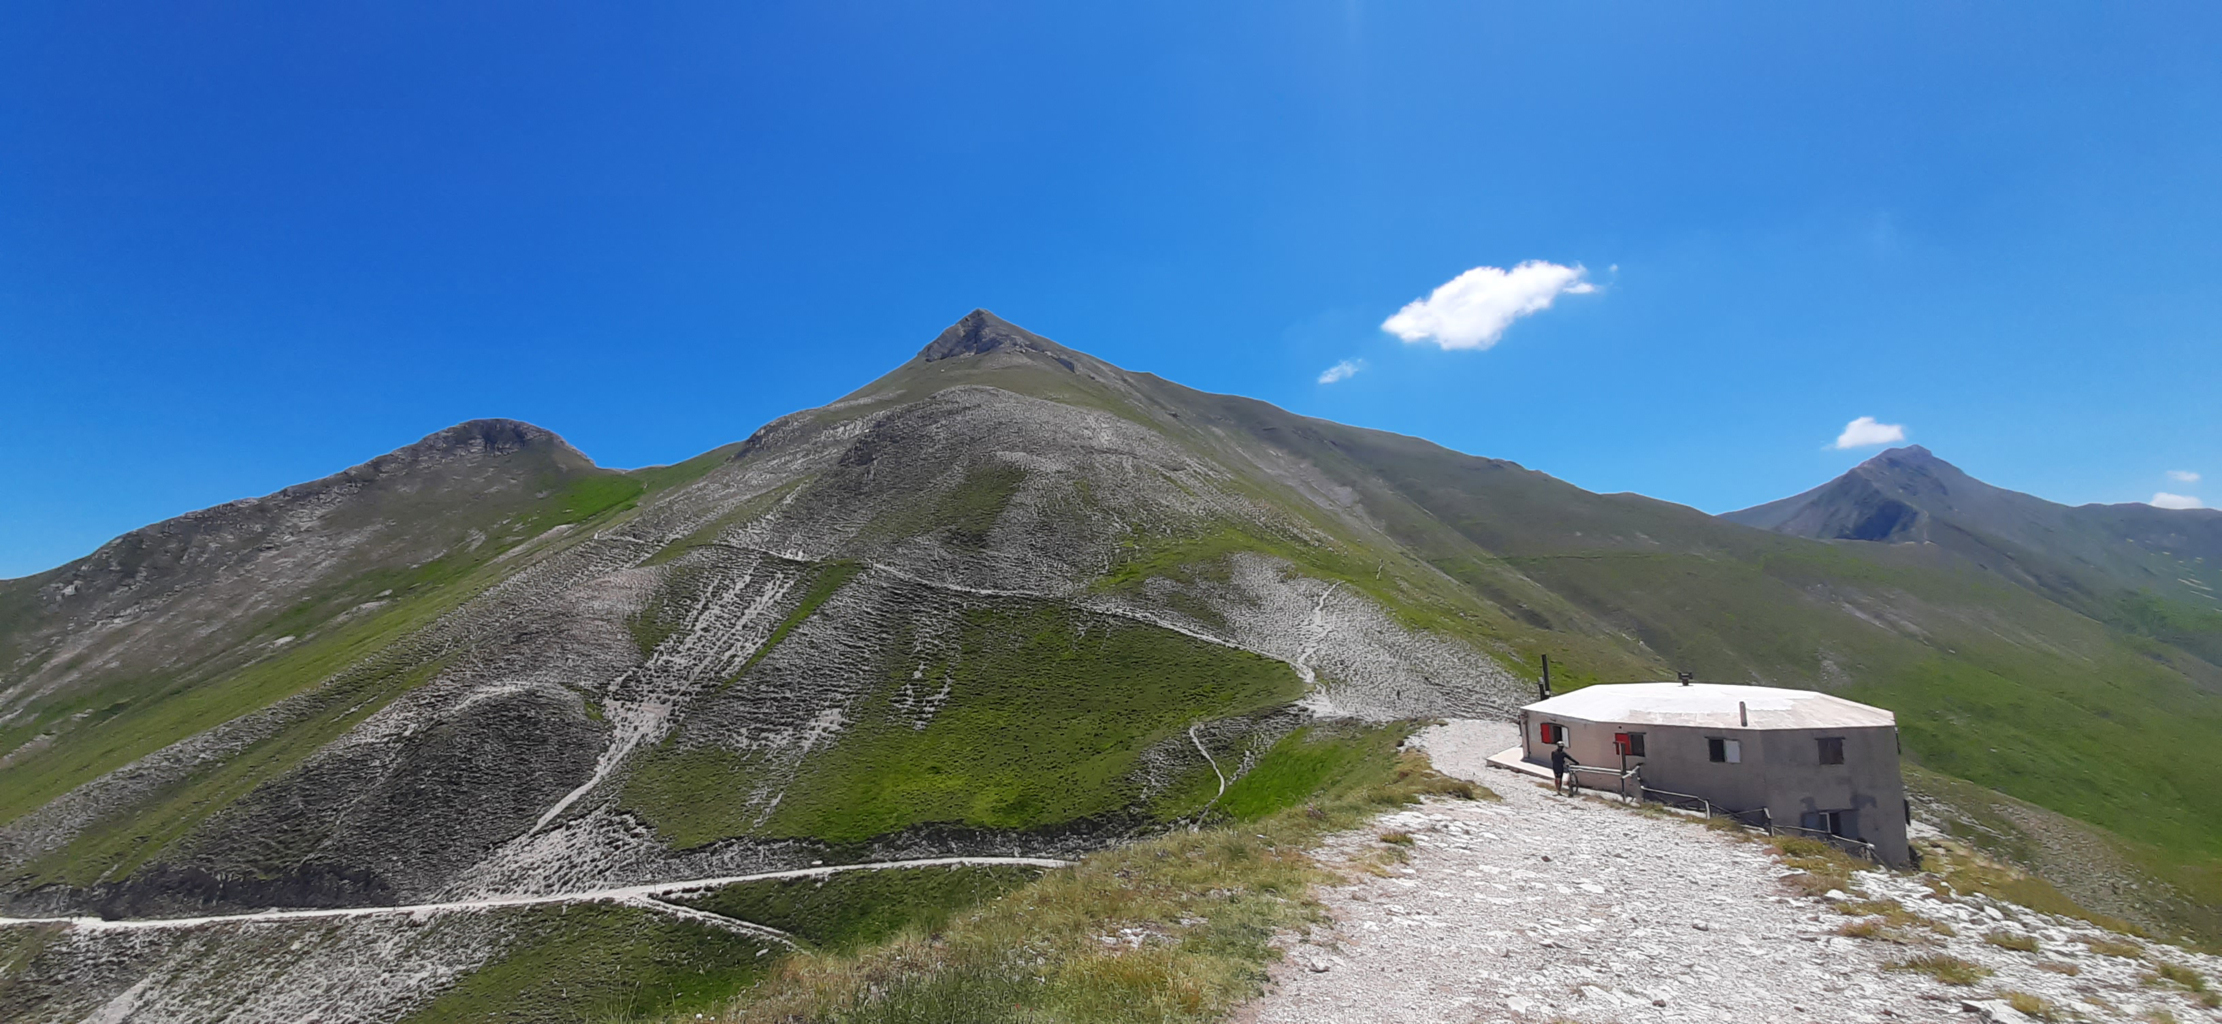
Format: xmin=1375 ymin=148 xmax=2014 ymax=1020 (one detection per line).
xmin=1637 ymin=785 xmax=1713 ymax=816
xmin=1633 ymin=789 xmax=1878 ymax=862
xmin=1562 ymin=763 xmax=1643 ymax=800
xmin=1638 ymin=786 xmax=1772 ymax=832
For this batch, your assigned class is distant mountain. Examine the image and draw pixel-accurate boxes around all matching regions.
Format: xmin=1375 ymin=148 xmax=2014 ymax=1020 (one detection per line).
xmin=5 ymin=311 xmax=2220 ymax=1020
xmin=1725 ymin=445 xmax=2222 ymax=661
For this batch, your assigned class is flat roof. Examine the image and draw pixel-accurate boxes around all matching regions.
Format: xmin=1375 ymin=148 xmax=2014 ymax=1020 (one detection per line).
xmin=1523 ymin=682 xmax=1894 ymax=730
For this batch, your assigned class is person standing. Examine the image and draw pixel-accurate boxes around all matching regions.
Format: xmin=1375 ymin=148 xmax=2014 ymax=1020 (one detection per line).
xmin=1551 ymin=742 xmax=1578 ymax=795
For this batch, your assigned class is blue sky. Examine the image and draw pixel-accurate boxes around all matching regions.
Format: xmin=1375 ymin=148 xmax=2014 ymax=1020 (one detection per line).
xmin=4 ymin=3 xmax=2219 ymax=577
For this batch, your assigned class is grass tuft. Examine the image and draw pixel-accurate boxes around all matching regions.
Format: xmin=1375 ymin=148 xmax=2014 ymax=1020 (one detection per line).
xmin=1833 ymin=898 xmax=1951 ymax=942
xmin=1984 ymin=930 xmax=2040 ymax=953
xmin=2080 ymin=934 xmax=2145 ymax=958
xmin=1835 ymin=919 xmax=1883 ymax=940
xmin=1769 ymin=836 xmax=1867 ymax=897
xmin=2003 ymin=991 xmax=2062 ymax=1021
xmin=1885 ymin=953 xmax=1992 ymax=986
xmin=2148 ymin=961 xmax=2212 ymax=1001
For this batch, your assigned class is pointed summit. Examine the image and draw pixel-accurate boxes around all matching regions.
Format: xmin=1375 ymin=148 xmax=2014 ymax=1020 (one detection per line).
xmin=918 ymin=308 xmax=1077 ymax=364
xmin=1862 ymin=443 xmax=1934 ymax=465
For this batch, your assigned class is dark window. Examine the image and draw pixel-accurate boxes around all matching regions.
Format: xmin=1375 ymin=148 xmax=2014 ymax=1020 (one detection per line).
xmin=1540 ymin=723 xmax=1566 ymax=744
xmin=1618 ymin=731 xmax=1646 ymax=757
xmin=1817 ymin=737 xmax=1845 ymax=765
xmin=1799 ymin=810 xmax=1850 ymax=837
xmin=1707 ymin=737 xmax=1726 ymax=762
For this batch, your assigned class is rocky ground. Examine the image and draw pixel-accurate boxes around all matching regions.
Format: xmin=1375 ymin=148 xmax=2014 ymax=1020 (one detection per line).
xmin=1240 ymin=720 xmax=2222 ymax=1024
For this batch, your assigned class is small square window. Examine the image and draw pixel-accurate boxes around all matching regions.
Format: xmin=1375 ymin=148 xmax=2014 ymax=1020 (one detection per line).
xmin=1540 ymin=723 xmax=1567 ymax=744
xmin=1707 ymin=737 xmax=1740 ymax=763
xmin=1817 ymin=737 xmax=1845 ymax=765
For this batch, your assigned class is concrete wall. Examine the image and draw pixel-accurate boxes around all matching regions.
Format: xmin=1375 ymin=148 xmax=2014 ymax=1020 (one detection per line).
xmin=1519 ymin=709 xmax=1910 ymax=866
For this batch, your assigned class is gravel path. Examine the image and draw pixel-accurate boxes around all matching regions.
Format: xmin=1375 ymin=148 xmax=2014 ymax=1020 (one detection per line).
xmin=0 ymin=856 xmax=1070 ymax=933
xmin=1237 ymin=720 xmax=2222 ymax=1024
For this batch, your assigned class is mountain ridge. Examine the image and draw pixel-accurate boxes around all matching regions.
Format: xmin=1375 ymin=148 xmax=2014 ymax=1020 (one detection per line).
xmin=1723 ymin=443 xmax=2222 ymax=664
xmin=3 ymin=311 xmax=2221 ymax=1020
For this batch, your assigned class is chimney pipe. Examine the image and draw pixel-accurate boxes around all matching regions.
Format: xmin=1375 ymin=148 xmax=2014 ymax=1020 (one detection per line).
xmin=1539 ymin=655 xmax=1553 ymax=700
xmin=1678 ymin=671 xmax=1693 ymax=687
xmin=1739 ymin=701 xmax=1748 ymax=727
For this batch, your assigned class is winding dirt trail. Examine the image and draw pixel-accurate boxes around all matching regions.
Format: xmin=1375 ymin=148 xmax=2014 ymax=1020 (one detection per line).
xmin=0 ymin=856 xmax=1071 ymax=935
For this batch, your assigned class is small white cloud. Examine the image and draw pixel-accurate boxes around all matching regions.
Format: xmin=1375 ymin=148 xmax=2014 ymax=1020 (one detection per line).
xmin=2152 ymin=492 xmax=2205 ymax=510
xmin=2166 ymin=469 xmax=2201 ymax=483
xmin=1833 ymin=416 xmax=1908 ymax=450
xmin=1317 ymin=359 xmax=1366 ymax=385
xmin=1381 ymin=260 xmax=1594 ymax=350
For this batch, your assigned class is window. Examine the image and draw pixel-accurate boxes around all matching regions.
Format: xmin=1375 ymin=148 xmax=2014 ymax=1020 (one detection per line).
xmin=1799 ymin=810 xmax=1850 ymax=837
xmin=1540 ymin=723 xmax=1567 ymax=744
xmin=1817 ymin=737 xmax=1845 ymax=765
xmin=1614 ymin=731 xmax=1646 ymax=757
xmin=1706 ymin=737 xmax=1741 ymax=764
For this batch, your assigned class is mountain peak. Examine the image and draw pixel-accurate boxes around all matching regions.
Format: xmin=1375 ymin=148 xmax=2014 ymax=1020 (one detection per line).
xmin=411 ymin=419 xmax=564 ymax=457
xmin=1865 ymin=443 xmax=1933 ymax=463
xmin=345 ymin=418 xmax=594 ymax=483
xmin=1858 ymin=444 xmax=1943 ymax=473
xmin=918 ymin=309 xmax=1073 ymax=364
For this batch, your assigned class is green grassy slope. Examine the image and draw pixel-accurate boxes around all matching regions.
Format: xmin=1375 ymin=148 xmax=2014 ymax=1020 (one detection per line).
xmin=621 ymin=597 xmax=1305 ymax=849
xmin=677 ymin=864 xmax=1045 ymax=953
xmin=1106 ymin=379 xmax=2222 ymax=867
xmin=402 ymin=903 xmax=781 ymax=1024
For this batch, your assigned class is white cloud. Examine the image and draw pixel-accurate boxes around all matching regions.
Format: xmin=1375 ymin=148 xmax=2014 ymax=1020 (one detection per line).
xmin=1833 ymin=416 xmax=1907 ymax=450
xmin=1317 ymin=359 xmax=1366 ymax=384
xmin=2152 ymin=492 xmax=2205 ymax=510
xmin=2167 ymin=469 xmax=2201 ymax=483
xmin=1380 ymin=260 xmax=1594 ymax=350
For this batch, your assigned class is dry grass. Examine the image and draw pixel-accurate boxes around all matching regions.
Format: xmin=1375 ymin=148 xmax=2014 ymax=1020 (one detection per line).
xmin=1376 ymin=831 xmax=1414 ymax=846
xmin=2080 ymin=934 xmax=2145 ymax=958
xmin=2034 ymin=960 xmax=2081 ymax=976
xmin=2151 ymin=961 xmax=2210 ymax=992
xmin=701 ymin=745 xmax=1489 ymax=1024
xmin=1984 ymin=930 xmax=2041 ymax=953
xmin=1769 ymin=836 xmax=1869 ymax=897
xmin=2145 ymin=962 xmax=2221 ymax=1007
xmin=1834 ymin=919 xmax=1883 ymax=940
xmin=1884 ymin=953 xmax=1992 ymax=986
xmin=2003 ymin=991 xmax=2062 ymax=1021
xmin=1915 ymin=837 xmax=2148 ymax=938
xmin=1836 ymin=898 xmax=1953 ymax=939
